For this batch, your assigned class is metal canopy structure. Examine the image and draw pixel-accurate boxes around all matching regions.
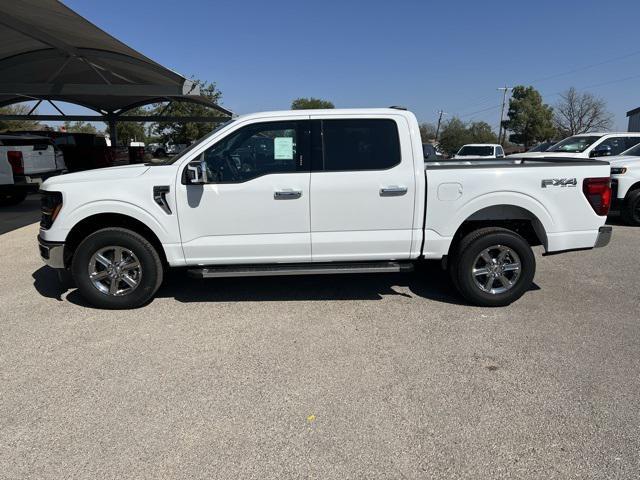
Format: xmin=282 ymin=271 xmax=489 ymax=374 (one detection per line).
xmin=0 ymin=0 xmax=231 ymax=143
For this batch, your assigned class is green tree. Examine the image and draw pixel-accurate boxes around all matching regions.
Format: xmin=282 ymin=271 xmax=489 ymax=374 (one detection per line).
xmin=154 ymin=79 xmax=225 ymax=144
xmin=467 ymin=121 xmax=498 ymax=144
xmin=107 ymin=107 xmax=146 ymax=145
xmin=419 ymin=122 xmax=437 ymax=143
xmin=438 ymin=117 xmax=470 ymax=156
xmin=502 ymin=85 xmax=555 ymax=148
xmin=291 ymin=97 xmax=334 ymax=110
xmin=63 ymin=120 xmax=98 ymax=134
xmin=0 ymin=104 xmax=40 ymax=131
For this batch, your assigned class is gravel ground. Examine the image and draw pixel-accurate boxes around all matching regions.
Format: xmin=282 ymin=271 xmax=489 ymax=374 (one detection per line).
xmin=0 ymin=220 xmax=638 ymax=479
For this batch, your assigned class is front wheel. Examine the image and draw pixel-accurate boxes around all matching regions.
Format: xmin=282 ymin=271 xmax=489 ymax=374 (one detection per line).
xmin=71 ymin=228 xmax=163 ymax=309
xmin=449 ymin=227 xmax=536 ymax=307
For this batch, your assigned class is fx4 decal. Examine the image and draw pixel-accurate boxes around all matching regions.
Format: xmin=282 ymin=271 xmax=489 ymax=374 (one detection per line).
xmin=541 ymin=178 xmax=577 ymax=188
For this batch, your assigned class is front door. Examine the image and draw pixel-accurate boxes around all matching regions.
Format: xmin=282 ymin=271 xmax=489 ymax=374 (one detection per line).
xmin=175 ymin=119 xmax=311 ymax=265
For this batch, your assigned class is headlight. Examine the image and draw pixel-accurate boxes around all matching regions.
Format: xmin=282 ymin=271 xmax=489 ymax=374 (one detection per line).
xmin=40 ymin=191 xmax=63 ymax=229
xmin=611 ymin=167 xmax=627 ymax=175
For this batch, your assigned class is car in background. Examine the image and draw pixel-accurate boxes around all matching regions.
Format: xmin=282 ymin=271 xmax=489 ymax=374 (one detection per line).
xmin=422 ymin=143 xmax=444 ymax=161
xmin=527 ymin=141 xmax=556 ymax=153
xmin=601 ymin=143 xmax=640 ymax=226
xmin=518 ymin=133 xmax=640 ymax=159
xmin=0 ymin=134 xmax=66 ymax=206
xmin=11 ymin=131 xmax=146 ymax=170
xmin=454 ymin=144 xmax=505 ymax=159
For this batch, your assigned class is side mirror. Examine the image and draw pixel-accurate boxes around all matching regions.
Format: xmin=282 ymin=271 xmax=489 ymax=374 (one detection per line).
xmin=186 ymin=159 xmax=208 ymax=184
xmin=591 ymin=144 xmax=612 ymax=157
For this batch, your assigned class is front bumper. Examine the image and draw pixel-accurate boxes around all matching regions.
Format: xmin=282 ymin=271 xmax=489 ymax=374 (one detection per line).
xmin=594 ymin=226 xmax=612 ymax=248
xmin=38 ymin=235 xmax=65 ymax=269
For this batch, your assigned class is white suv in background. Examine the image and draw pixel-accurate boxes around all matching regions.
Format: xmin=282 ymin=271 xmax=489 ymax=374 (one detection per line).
xmin=520 ymin=133 xmax=640 ymax=159
xmin=454 ymin=144 xmax=505 ymax=159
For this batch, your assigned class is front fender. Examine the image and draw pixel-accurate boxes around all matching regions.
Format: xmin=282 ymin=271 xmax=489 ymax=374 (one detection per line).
xmin=49 ymin=200 xmax=174 ymax=244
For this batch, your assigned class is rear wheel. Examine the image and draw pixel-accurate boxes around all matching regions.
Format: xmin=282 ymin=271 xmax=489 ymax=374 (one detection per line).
xmin=0 ymin=191 xmax=28 ymax=206
xmin=449 ymin=227 xmax=535 ymax=307
xmin=621 ymin=189 xmax=640 ymax=226
xmin=71 ymin=227 xmax=163 ymax=309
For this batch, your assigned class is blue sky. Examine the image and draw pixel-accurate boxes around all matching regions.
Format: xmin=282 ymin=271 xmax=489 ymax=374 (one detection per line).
xmin=62 ymin=0 xmax=640 ymax=131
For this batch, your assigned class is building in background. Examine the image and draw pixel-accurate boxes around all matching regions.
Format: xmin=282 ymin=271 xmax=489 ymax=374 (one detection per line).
xmin=627 ymin=107 xmax=640 ymax=132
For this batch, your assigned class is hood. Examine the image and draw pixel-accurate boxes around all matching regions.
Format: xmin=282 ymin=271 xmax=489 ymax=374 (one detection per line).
xmin=43 ymin=164 xmax=150 ymax=187
xmin=608 ymin=155 xmax=640 ymax=167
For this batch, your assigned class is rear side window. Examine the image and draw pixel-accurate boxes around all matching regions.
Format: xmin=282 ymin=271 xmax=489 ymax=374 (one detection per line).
xmin=320 ymin=119 xmax=401 ymax=171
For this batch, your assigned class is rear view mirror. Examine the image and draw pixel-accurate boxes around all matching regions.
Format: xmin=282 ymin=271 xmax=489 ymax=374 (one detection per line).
xmin=186 ymin=159 xmax=207 ymax=185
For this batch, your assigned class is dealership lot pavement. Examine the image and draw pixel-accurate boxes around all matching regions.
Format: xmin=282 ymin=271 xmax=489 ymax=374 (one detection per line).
xmin=1 ymin=218 xmax=639 ymax=479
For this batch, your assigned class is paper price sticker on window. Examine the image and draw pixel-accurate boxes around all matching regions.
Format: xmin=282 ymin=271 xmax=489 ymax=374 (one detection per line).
xmin=274 ymin=137 xmax=294 ymax=160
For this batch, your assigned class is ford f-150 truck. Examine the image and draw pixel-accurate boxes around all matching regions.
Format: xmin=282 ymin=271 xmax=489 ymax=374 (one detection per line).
xmin=38 ymin=108 xmax=613 ymax=309
xmin=604 ymin=143 xmax=640 ymax=225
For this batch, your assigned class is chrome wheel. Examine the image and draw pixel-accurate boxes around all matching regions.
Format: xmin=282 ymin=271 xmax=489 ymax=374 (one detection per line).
xmin=471 ymin=245 xmax=521 ymax=295
xmin=88 ymin=246 xmax=142 ymax=296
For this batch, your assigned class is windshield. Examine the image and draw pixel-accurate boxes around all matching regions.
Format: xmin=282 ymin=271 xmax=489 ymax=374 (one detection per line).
xmin=622 ymin=143 xmax=640 ymax=156
xmin=150 ymin=120 xmax=234 ymax=165
xmin=528 ymin=142 xmax=552 ymax=152
xmin=547 ymin=136 xmax=600 ymax=153
xmin=457 ymin=146 xmax=494 ymax=156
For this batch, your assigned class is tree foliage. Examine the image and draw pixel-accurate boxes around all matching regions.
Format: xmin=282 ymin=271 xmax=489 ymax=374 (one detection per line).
xmin=438 ymin=118 xmax=498 ymax=156
xmin=153 ymin=79 xmax=225 ymax=144
xmin=553 ymin=87 xmax=613 ymax=136
xmin=63 ymin=121 xmax=98 ymax=134
xmin=291 ymin=97 xmax=334 ymax=110
xmin=502 ymin=85 xmax=555 ymax=148
xmin=108 ymin=107 xmax=146 ymax=145
xmin=0 ymin=104 xmax=40 ymax=131
xmin=419 ymin=122 xmax=437 ymax=143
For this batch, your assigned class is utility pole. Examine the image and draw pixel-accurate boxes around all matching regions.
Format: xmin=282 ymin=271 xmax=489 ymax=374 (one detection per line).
xmin=497 ymin=86 xmax=513 ymax=145
xmin=435 ymin=109 xmax=447 ymax=141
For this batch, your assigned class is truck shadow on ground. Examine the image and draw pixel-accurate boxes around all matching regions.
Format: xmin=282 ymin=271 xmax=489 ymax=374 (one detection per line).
xmin=32 ymin=263 xmax=540 ymax=308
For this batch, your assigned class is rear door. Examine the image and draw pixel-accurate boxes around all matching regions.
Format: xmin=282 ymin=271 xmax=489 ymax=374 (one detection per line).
xmin=309 ymin=116 xmax=416 ymax=261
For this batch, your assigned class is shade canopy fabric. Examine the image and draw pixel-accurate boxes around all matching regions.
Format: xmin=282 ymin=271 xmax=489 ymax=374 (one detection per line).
xmin=0 ymin=0 xmax=231 ymax=116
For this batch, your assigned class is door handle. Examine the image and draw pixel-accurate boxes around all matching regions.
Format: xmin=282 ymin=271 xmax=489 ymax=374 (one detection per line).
xmin=274 ymin=189 xmax=302 ymax=199
xmin=380 ymin=185 xmax=408 ymax=197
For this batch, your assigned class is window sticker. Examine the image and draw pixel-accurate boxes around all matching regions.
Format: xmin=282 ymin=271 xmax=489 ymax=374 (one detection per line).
xmin=274 ymin=137 xmax=294 ymax=160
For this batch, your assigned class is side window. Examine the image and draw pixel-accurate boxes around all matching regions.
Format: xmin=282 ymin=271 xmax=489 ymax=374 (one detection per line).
xmin=624 ymin=137 xmax=640 ymax=151
xmin=598 ymin=137 xmax=629 ymax=156
xmin=496 ymin=146 xmax=505 ymax=157
xmin=197 ymin=121 xmax=303 ymax=183
xmin=320 ymin=119 xmax=401 ymax=171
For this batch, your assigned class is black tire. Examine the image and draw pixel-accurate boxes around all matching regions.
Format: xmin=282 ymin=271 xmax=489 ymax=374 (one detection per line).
xmin=449 ymin=227 xmax=536 ymax=307
xmin=0 ymin=190 xmax=28 ymax=206
xmin=621 ymin=189 xmax=640 ymax=226
xmin=71 ymin=227 xmax=163 ymax=309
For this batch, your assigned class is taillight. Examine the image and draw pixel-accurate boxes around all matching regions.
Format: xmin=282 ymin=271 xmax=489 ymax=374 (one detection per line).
xmin=7 ymin=151 xmax=24 ymax=175
xmin=582 ymin=177 xmax=611 ymax=216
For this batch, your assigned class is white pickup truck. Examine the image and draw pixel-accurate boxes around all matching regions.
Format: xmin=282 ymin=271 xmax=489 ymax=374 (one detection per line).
xmin=605 ymin=143 xmax=640 ymax=225
xmin=38 ymin=108 xmax=613 ymax=309
xmin=1 ymin=134 xmax=66 ymax=206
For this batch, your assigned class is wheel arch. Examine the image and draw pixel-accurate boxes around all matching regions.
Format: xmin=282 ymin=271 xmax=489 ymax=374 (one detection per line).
xmin=63 ymin=213 xmax=168 ymax=268
xmin=447 ymin=204 xmax=548 ymax=257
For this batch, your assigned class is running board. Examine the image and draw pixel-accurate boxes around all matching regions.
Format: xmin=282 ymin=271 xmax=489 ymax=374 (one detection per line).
xmin=188 ymin=261 xmax=414 ymax=279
